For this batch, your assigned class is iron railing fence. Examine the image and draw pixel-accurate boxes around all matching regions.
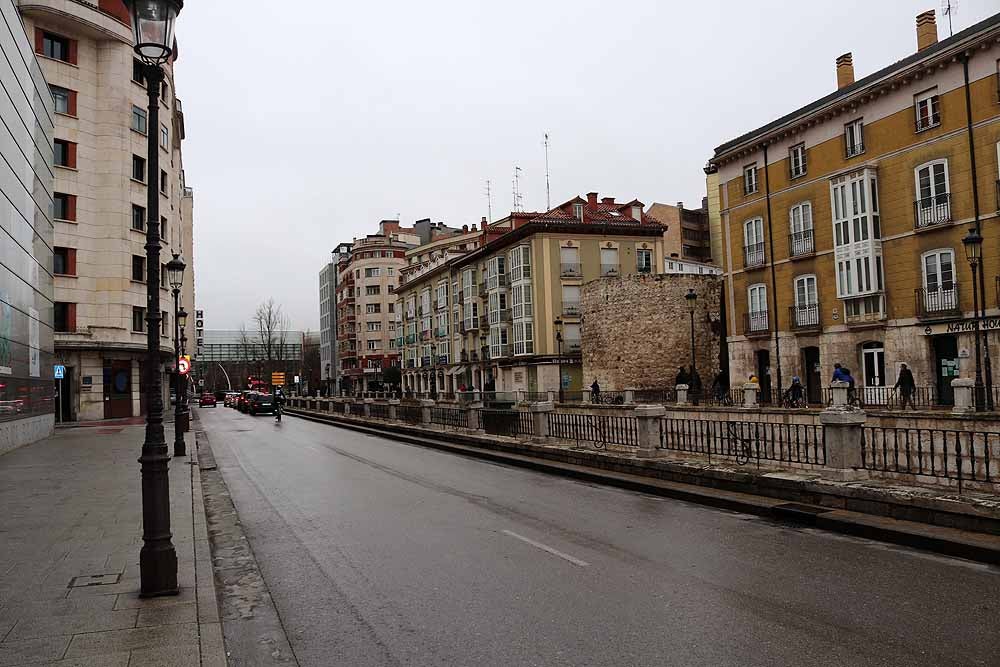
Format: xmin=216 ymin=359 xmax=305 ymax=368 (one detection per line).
xmin=547 ymin=413 xmax=638 ymax=449
xmin=914 ymin=193 xmax=951 ymax=228
xmin=659 ymin=419 xmax=826 ymax=466
xmin=590 ymin=391 xmax=628 ymax=405
xmin=861 ymin=426 xmax=996 ymax=493
xmin=430 ymin=406 xmax=466 ymax=429
xmin=821 ymin=385 xmax=943 ymax=410
xmin=558 ymin=390 xmax=586 ymax=403
xmin=476 ymin=409 xmax=534 ymax=438
xmin=369 ymin=403 xmax=390 ymax=420
xmin=521 ymin=391 xmax=551 ymax=403
xmin=398 ymin=404 xmax=423 ymax=424
xmin=633 ymin=388 xmax=677 ymax=404
xmin=788 ymin=229 xmax=815 ymax=257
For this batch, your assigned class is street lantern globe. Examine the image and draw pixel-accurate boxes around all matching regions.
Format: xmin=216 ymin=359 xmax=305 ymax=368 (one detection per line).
xmin=963 ymin=227 xmax=983 ymax=265
xmin=124 ymin=0 xmax=183 ymax=65
xmin=177 ymin=306 xmax=188 ymax=331
xmin=165 ymin=253 xmax=185 ymax=290
xmin=685 ymin=288 xmax=697 ymax=313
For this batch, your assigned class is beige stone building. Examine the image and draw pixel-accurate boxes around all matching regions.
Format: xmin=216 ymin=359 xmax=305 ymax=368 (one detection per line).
xmin=19 ymin=0 xmax=196 ymax=421
xmin=649 ymin=200 xmax=718 ymax=274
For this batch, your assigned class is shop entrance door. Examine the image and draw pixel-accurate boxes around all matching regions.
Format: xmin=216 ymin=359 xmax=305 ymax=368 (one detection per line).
xmin=103 ymin=361 xmax=133 ymax=419
xmin=862 ymin=342 xmax=886 ymax=405
xmin=933 ymin=335 xmax=959 ymax=406
xmin=802 ymin=347 xmax=821 ymax=404
xmin=755 ymin=350 xmax=771 ymax=404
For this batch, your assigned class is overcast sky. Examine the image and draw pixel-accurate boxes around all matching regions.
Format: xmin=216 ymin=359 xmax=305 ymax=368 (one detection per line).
xmin=174 ymin=0 xmax=997 ymax=332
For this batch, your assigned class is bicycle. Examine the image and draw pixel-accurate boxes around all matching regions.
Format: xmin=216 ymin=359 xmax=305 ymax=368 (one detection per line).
xmin=274 ymin=403 xmax=282 ymax=423
xmin=781 ymin=391 xmax=806 ymax=409
xmin=728 ymin=422 xmax=756 ymax=465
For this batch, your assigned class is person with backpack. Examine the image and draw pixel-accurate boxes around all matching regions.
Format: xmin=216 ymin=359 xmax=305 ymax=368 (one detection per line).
xmin=894 ymin=363 xmax=916 ymax=410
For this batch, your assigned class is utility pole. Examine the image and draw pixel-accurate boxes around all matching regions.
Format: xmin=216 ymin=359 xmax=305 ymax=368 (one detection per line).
xmin=544 ymin=132 xmax=551 ymax=210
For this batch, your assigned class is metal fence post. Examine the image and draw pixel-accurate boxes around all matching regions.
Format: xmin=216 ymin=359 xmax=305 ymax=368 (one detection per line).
xmin=742 ymin=383 xmax=759 ymax=409
xmin=388 ymin=399 xmax=400 ymax=421
xmin=528 ymin=400 xmax=554 ymax=443
xmin=466 ymin=400 xmax=484 ymax=430
xmin=420 ymin=399 xmax=435 ymax=425
xmin=819 ymin=404 xmax=867 ymax=481
xmin=675 ymin=384 xmax=689 ymax=406
xmin=951 ymin=378 xmax=975 ymax=414
xmin=634 ymin=405 xmax=666 ymax=458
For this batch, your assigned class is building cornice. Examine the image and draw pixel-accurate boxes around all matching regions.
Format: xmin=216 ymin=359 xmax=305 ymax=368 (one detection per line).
xmin=18 ymin=0 xmax=131 ymax=44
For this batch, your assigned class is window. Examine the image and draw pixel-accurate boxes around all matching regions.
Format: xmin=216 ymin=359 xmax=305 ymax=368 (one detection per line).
xmin=161 ymin=311 xmax=169 ymax=336
xmin=435 ymin=282 xmax=448 ymax=308
xmin=160 ymin=216 xmax=168 ymax=242
xmin=435 ymin=311 xmax=448 ymax=336
xmin=132 ymin=204 xmax=145 ymax=231
xmin=365 ymin=267 xmax=381 ymax=278
xmin=573 ymin=203 xmax=584 ymax=220
xmin=437 ymin=341 xmax=450 ymax=363
xmin=560 ymin=246 xmax=581 ymax=277
xmin=463 ymin=301 xmax=479 ymax=331
xmin=489 ymin=326 xmax=509 ymax=359
xmin=366 ymin=285 xmax=380 ymax=296
xmin=50 ymin=85 xmax=73 ymax=115
xmin=53 ymin=193 xmax=75 ymax=221
xmin=743 ymin=217 xmax=765 ymax=267
xmin=53 ymin=247 xmax=75 ymax=275
xmin=53 ymin=139 xmax=74 ymax=168
xmin=789 ymin=202 xmax=814 ymax=256
xmin=132 ymin=255 xmax=146 ymax=282
xmin=513 ymin=321 xmax=534 ymax=355
xmin=388 ymin=302 xmax=395 ymax=313
xmin=845 ymin=119 xmax=864 ymax=157
xmin=486 ymin=256 xmax=506 ymax=290
xmin=789 ymin=143 xmax=806 ymax=178
xmin=743 ymin=164 xmax=758 ymax=195
xmin=831 ymin=169 xmax=882 ymax=299
xmin=793 ymin=275 xmax=819 ymax=327
xmin=487 ymin=291 xmax=508 ymax=325
xmin=367 ymin=321 xmax=382 ymax=332
xmin=561 ymin=285 xmax=581 ymax=317
xmin=54 ymin=302 xmax=74 ymax=332
xmin=40 ymin=31 xmax=71 ymax=62
xmin=366 ymin=303 xmax=381 ymax=314
xmin=747 ymin=284 xmax=768 ymax=332
xmin=637 ymin=249 xmax=653 ymax=273
xmin=367 ymin=339 xmax=380 ymax=351
xmin=131 ymin=106 xmax=147 ymax=134
xmin=132 ymin=59 xmax=145 ymax=84
xmin=161 ymin=81 xmax=168 ymax=103
xmin=914 ymin=160 xmax=951 ymax=228
xmin=511 ymin=284 xmax=533 ymax=319
xmin=132 ymin=307 xmax=146 ymax=332
xmin=509 ymin=245 xmax=531 ymax=282
xmin=600 ymin=247 xmax=619 ymax=276
xmin=914 ymin=88 xmax=940 ymax=131
xmin=921 ymin=249 xmax=957 ymax=313
xmin=132 ymin=155 xmax=146 ymax=182
xmin=387 ymin=267 xmax=394 ymax=276
xmin=160 ymin=170 xmax=168 ymax=194
xmin=160 ymin=124 xmax=169 ymax=148
xmin=161 ymin=263 xmax=167 ymax=289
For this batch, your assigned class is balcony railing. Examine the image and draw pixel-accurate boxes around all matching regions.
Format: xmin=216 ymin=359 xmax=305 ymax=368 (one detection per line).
xmin=845 ymin=140 xmax=864 ymax=159
xmin=637 ymin=264 xmax=652 ymax=274
xmin=915 ymin=111 xmax=940 ymax=132
xmin=743 ymin=311 xmax=769 ymax=335
xmin=744 ymin=242 xmax=765 ymax=268
xmin=915 ymin=286 xmax=960 ymax=319
xmin=789 ymin=304 xmax=821 ymax=332
xmin=560 ymin=262 xmax=582 ymax=278
xmin=789 ymin=230 xmax=814 ymax=257
xmin=562 ymin=300 xmax=581 ymax=317
xmin=405 ymin=334 xmax=416 ymax=344
xmin=600 ymin=264 xmax=619 ymax=277
xmin=435 ymin=327 xmax=448 ymax=337
xmin=844 ymin=294 xmax=886 ymax=325
xmin=914 ymin=193 xmax=951 ymax=229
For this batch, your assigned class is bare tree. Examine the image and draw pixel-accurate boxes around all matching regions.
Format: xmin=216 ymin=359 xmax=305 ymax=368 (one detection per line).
xmin=254 ymin=298 xmax=289 ymax=376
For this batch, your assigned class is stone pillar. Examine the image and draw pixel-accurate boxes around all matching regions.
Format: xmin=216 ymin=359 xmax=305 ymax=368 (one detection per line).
xmin=419 ymin=399 xmax=435 ymax=425
xmin=951 ymin=378 xmax=975 ymax=415
xmin=634 ymin=405 xmax=666 ymax=459
xmin=528 ymin=400 xmax=554 ymax=443
xmin=819 ymin=406 xmax=868 ymax=481
xmin=547 ymin=391 xmax=556 ymax=403
xmin=829 ymin=380 xmax=849 ymax=408
xmin=388 ymin=399 xmax=400 ymax=421
xmin=363 ymin=398 xmax=374 ymax=418
xmin=344 ymin=401 xmax=351 ymax=416
xmin=742 ymin=383 xmax=759 ymax=409
xmin=675 ymin=384 xmax=689 ymax=406
xmin=467 ymin=400 xmax=484 ymax=430
xmin=624 ymin=389 xmax=635 ymax=405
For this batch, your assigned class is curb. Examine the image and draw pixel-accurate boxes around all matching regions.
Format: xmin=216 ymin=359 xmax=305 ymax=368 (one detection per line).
xmin=286 ymin=408 xmax=1000 ymax=566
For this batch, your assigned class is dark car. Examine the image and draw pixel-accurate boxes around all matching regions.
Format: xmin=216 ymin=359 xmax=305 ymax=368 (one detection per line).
xmin=248 ymin=392 xmax=274 ymax=415
xmin=199 ymin=393 xmax=217 ymax=408
xmin=237 ymin=391 xmax=252 ymax=412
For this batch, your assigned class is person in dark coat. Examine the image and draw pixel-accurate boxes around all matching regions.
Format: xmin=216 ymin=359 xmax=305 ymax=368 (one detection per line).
xmin=894 ymin=363 xmax=916 ymax=410
xmin=590 ymin=379 xmax=601 ymax=403
xmin=675 ymin=367 xmax=690 ymax=388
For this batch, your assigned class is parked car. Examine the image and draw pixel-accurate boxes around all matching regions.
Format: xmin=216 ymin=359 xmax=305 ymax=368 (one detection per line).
xmin=223 ymin=392 xmax=240 ymax=407
xmin=199 ymin=393 xmax=217 ymax=407
xmin=237 ymin=392 xmax=251 ymax=413
xmin=247 ymin=392 xmax=274 ymax=415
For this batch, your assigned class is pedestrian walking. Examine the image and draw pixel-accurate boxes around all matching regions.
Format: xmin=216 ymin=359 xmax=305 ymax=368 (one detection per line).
xmin=675 ymin=366 xmax=690 ymax=387
xmin=894 ymin=363 xmax=916 ymax=410
xmin=590 ymin=379 xmax=601 ymax=403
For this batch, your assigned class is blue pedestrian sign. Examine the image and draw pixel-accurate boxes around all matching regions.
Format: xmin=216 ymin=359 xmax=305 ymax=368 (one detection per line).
xmin=54 ymin=365 xmax=65 ymax=379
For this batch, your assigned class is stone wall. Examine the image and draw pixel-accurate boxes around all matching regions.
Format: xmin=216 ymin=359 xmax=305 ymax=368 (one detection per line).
xmin=581 ymin=274 xmax=722 ymax=390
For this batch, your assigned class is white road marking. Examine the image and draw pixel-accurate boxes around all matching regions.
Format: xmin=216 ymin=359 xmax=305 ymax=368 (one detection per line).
xmin=501 ymin=530 xmax=590 ymax=567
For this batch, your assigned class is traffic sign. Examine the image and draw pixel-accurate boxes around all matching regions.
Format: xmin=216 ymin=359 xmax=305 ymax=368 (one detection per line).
xmin=54 ymin=365 xmax=65 ymax=379
xmin=271 ymin=372 xmax=286 ymax=386
xmin=177 ymin=355 xmax=191 ymax=375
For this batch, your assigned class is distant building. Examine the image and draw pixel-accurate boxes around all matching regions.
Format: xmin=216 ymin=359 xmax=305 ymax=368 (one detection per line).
xmin=197 ymin=329 xmax=304 ymax=392
xmin=319 ymin=242 xmax=351 ymax=395
xmin=649 ymin=200 xmax=715 ymax=267
xmin=0 ymin=1 xmax=54 ymax=452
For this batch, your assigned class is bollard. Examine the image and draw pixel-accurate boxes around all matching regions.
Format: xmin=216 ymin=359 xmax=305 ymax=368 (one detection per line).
xmin=528 ymin=401 xmax=554 ymax=443
xmin=419 ymin=399 xmax=435 ymax=425
xmin=819 ymin=404 xmax=868 ymax=481
xmin=675 ymin=384 xmax=689 ymax=406
xmin=363 ymin=398 xmax=374 ymax=418
xmin=742 ymin=383 xmax=759 ymax=409
xmin=344 ymin=401 xmax=351 ymax=416
xmin=634 ymin=405 xmax=666 ymax=458
xmin=624 ymin=389 xmax=635 ymax=405
xmin=951 ymin=378 xmax=975 ymax=415
xmin=466 ymin=400 xmax=484 ymax=430
xmin=388 ymin=399 xmax=400 ymax=421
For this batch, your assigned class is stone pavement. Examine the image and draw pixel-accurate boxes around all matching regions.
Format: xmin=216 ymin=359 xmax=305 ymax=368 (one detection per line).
xmin=0 ymin=421 xmax=226 ymax=666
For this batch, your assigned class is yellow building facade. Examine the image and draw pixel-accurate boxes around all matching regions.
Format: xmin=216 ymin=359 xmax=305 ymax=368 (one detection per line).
xmin=710 ymin=11 xmax=1000 ymax=406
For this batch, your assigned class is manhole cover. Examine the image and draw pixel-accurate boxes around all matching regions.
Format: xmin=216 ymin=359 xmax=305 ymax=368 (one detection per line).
xmin=68 ymin=573 xmax=121 ymax=588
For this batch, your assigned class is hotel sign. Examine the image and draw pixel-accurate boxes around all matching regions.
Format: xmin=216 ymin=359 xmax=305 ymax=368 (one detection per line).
xmin=922 ymin=317 xmax=1000 ymax=336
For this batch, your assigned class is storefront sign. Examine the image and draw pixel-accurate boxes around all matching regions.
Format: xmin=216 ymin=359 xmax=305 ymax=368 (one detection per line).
xmin=922 ymin=317 xmax=1000 ymax=335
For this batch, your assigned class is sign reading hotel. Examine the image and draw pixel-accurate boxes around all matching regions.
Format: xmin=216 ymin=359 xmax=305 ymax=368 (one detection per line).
xmin=922 ymin=317 xmax=1000 ymax=336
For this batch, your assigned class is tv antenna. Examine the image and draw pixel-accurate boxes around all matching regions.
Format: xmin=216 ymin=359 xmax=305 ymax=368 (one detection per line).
xmin=941 ymin=0 xmax=956 ymax=37
xmin=543 ymin=132 xmax=551 ymax=210
xmin=484 ymin=179 xmax=493 ymax=224
xmin=512 ymin=166 xmax=524 ymax=213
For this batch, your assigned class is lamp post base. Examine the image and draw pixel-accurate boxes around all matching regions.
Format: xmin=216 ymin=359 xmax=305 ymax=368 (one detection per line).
xmin=139 ymin=543 xmax=179 ymax=598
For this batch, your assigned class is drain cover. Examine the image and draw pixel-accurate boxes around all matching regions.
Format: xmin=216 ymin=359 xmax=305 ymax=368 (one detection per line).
xmin=68 ymin=573 xmax=121 ymax=588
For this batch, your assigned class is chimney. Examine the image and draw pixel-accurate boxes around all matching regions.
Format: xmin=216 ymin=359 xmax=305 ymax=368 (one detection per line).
xmin=462 ymin=224 xmax=469 ymax=232
xmin=471 ymin=224 xmax=478 ymax=232
xmin=587 ymin=192 xmax=598 ymax=208
xmin=676 ymin=201 xmax=684 ymax=211
xmin=601 ymin=197 xmax=615 ymax=205
xmin=481 ymin=216 xmax=487 ymax=226
xmin=836 ymin=53 xmax=855 ymax=89
xmin=916 ymin=10 xmax=938 ymax=50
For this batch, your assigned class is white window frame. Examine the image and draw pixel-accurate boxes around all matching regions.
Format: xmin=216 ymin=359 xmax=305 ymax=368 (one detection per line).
xmin=747 ymin=284 xmax=768 ymax=331
xmin=914 ymin=88 xmax=940 ymax=131
xmin=914 ymin=159 xmax=951 ymax=227
xmin=789 ymin=143 xmax=806 ymax=178
xmin=830 ymin=169 xmax=882 ymax=299
xmin=600 ymin=247 xmax=619 ymax=276
xmin=793 ymin=275 xmax=819 ymax=327
xmin=637 ymin=248 xmax=653 ymax=273
xmin=743 ymin=164 xmax=758 ymax=194
xmin=743 ymin=217 xmax=764 ymax=267
xmin=845 ymin=119 xmax=864 ymax=157
xmin=513 ymin=321 xmax=534 ymax=356
xmin=789 ymin=202 xmax=813 ymax=256
xmin=921 ymin=248 xmax=957 ymax=312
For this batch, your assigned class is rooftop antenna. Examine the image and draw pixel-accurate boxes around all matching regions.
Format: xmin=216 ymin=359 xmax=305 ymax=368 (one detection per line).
xmin=512 ymin=166 xmax=524 ymax=213
xmin=484 ymin=179 xmax=493 ymax=223
xmin=543 ymin=132 xmax=551 ymax=210
xmin=941 ymin=0 xmax=956 ymax=37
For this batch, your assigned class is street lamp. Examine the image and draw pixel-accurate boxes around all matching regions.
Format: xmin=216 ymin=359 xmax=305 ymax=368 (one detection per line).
xmin=685 ymin=289 xmax=699 ymax=404
xmin=123 ymin=0 xmax=183 ymax=599
xmin=554 ymin=318 xmax=564 ymax=404
xmin=166 ymin=253 xmax=186 ymax=456
xmin=963 ymin=228 xmax=988 ymax=411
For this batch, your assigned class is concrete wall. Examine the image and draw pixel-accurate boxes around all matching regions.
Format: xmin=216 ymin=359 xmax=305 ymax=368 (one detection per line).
xmin=0 ymin=415 xmax=55 ymax=457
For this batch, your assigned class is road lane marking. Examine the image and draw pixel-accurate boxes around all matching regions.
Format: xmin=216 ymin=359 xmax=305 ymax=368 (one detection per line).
xmin=501 ymin=530 xmax=590 ymax=567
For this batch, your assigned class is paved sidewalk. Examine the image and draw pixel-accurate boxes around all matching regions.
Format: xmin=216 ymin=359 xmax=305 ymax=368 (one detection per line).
xmin=0 ymin=421 xmax=226 ymax=666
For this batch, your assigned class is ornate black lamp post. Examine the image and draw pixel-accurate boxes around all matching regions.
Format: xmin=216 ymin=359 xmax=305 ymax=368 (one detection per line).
xmin=963 ymin=228 xmax=991 ymax=411
xmin=124 ymin=0 xmax=183 ymax=598
xmin=685 ymin=289 xmax=697 ymax=375
xmin=554 ymin=318 xmax=564 ymax=404
xmin=166 ymin=253 xmax=186 ymax=456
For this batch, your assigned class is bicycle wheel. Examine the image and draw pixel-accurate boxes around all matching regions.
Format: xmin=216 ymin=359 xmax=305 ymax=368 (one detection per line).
xmin=735 ymin=441 xmax=752 ymax=465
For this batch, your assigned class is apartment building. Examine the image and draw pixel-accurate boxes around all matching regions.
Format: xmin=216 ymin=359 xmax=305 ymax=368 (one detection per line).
xmin=18 ymin=0 xmax=196 ymax=421
xmin=649 ymin=200 xmax=716 ymax=269
xmin=709 ymin=9 xmax=1000 ymax=406
xmin=396 ymin=194 xmax=665 ymax=396
xmin=336 ymin=222 xmax=417 ymax=393
xmin=0 ymin=0 xmax=54 ymax=451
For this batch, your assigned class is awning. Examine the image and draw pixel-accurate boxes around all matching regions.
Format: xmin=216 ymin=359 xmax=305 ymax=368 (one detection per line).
xmin=446 ymin=366 xmax=465 ymax=376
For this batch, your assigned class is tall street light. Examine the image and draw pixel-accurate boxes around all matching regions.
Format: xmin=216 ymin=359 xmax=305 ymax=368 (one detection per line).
xmin=685 ymin=289 xmax=698 ymax=405
xmin=554 ymin=318 xmax=564 ymax=404
xmin=166 ymin=253 xmax=186 ymax=456
xmin=124 ymin=0 xmax=183 ymax=598
xmin=963 ymin=228 xmax=988 ymax=411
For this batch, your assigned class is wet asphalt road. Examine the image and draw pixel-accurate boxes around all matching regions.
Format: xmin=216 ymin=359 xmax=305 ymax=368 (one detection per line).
xmin=200 ymin=407 xmax=1000 ymax=667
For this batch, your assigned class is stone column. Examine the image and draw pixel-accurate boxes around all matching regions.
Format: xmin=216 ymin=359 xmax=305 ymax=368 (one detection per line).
xmin=419 ymin=399 xmax=435 ymax=425
xmin=819 ymin=406 xmax=868 ymax=481
xmin=547 ymin=391 xmax=556 ymax=403
xmin=624 ymin=389 xmax=635 ymax=405
xmin=388 ymin=399 xmax=400 ymax=421
xmin=675 ymin=384 xmax=689 ymax=406
xmin=951 ymin=378 xmax=975 ymax=415
xmin=466 ymin=400 xmax=484 ymax=430
xmin=343 ymin=401 xmax=351 ymax=416
xmin=742 ymin=383 xmax=759 ymax=409
xmin=363 ymin=398 xmax=373 ymax=418
xmin=828 ymin=380 xmax=849 ymax=407
xmin=634 ymin=405 xmax=666 ymax=459
xmin=528 ymin=400 xmax=554 ymax=443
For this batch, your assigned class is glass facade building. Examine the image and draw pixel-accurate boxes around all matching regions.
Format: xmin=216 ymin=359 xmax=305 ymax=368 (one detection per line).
xmin=0 ymin=0 xmax=55 ymax=449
